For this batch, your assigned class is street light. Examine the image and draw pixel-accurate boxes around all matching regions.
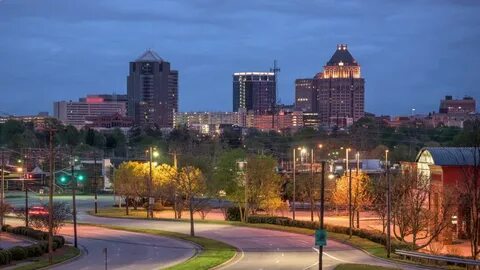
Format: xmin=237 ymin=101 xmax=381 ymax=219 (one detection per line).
xmin=356 ymin=152 xmax=360 ymax=175
xmin=345 ymin=148 xmax=351 ymax=174
xmin=292 ymin=146 xmax=306 ymax=220
xmin=147 ymin=147 xmax=159 ymax=219
xmin=385 ymin=149 xmax=391 ymax=258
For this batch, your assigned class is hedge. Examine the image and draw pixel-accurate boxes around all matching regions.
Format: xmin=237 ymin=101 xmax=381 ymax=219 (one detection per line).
xmin=246 ymin=215 xmax=413 ymax=251
xmin=0 ymin=225 xmax=66 ymax=266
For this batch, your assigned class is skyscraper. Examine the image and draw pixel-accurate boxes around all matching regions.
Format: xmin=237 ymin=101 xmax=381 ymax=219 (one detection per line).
xmin=295 ymin=44 xmax=365 ymax=127
xmin=127 ymin=50 xmax=178 ymax=128
xmin=233 ymin=72 xmax=276 ymax=114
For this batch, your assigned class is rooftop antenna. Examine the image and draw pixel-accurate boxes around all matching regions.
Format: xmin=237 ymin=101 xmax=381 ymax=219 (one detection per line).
xmin=270 ymin=60 xmax=281 ymax=129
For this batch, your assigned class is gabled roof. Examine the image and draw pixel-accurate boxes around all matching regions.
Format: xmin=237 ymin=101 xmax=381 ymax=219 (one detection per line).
xmin=136 ymin=49 xmax=163 ymax=62
xmin=326 ymin=44 xmax=358 ymax=66
xmin=416 ymin=147 xmax=480 ymax=166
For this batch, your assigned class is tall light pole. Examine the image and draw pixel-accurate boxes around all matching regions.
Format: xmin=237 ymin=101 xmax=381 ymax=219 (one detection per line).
xmin=319 ymin=160 xmax=326 ymax=270
xmin=349 ymin=168 xmax=353 ymax=238
xmin=385 ymin=149 xmax=391 ymax=258
xmin=345 ymin=148 xmax=351 ymax=174
xmin=0 ymin=149 xmax=5 ymax=227
xmin=356 ymin=152 xmax=360 ymax=175
xmin=292 ymin=147 xmax=306 ymax=221
xmin=147 ymin=147 xmax=159 ymax=219
xmin=71 ymin=154 xmax=78 ymax=248
xmin=93 ymin=151 xmax=98 ymax=214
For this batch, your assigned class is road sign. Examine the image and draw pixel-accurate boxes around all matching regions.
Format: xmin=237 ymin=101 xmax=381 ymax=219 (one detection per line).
xmin=315 ymin=229 xmax=327 ymax=246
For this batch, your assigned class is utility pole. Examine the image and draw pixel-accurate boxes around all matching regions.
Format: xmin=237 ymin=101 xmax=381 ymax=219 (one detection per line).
xmin=319 ymin=161 xmax=326 ymax=270
xmin=310 ymin=148 xmax=314 ymax=222
xmin=385 ymin=149 xmax=391 ymax=258
xmin=292 ymin=148 xmax=296 ymax=221
xmin=71 ymin=154 xmax=78 ymax=248
xmin=349 ymin=168 xmax=352 ymax=238
xmin=47 ymin=128 xmax=56 ymax=264
xmin=148 ymin=146 xmax=153 ymax=219
xmin=0 ymin=149 xmax=5 ymax=227
xmin=94 ymin=151 xmax=98 ymax=214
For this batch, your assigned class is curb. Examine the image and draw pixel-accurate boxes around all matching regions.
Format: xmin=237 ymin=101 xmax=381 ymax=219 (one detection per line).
xmin=210 ymin=246 xmax=242 ymax=270
xmin=39 ymin=245 xmax=84 ymax=270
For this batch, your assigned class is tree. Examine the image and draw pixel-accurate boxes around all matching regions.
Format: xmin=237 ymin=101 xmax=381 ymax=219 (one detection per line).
xmin=175 ymin=166 xmax=206 ymax=236
xmin=453 ymin=119 xmax=480 ymax=258
xmin=391 ymin=170 xmax=455 ymax=249
xmin=332 ymin=172 xmax=371 ymax=228
xmin=246 ymin=155 xmax=283 ymax=216
xmin=368 ymin=174 xmax=388 ymax=233
xmin=27 ymin=202 xmax=71 ymax=234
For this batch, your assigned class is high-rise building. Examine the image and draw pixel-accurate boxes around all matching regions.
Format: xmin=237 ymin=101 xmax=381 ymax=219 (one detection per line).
xmin=295 ymin=44 xmax=365 ymax=127
xmin=127 ymin=50 xmax=178 ymax=128
xmin=233 ymin=72 xmax=276 ymax=114
xmin=53 ymin=94 xmax=127 ymax=128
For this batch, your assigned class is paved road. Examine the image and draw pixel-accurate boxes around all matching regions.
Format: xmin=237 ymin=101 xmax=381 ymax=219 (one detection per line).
xmin=79 ymin=213 xmax=431 ymax=270
xmin=52 ymin=225 xmax=196 ymax=270
xmin=7 ymin=193 xmax=433 ymax=269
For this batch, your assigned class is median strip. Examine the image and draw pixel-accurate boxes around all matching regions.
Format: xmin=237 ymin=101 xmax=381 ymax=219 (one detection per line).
xmin=82 ymin=223 xmax=236 ymax=270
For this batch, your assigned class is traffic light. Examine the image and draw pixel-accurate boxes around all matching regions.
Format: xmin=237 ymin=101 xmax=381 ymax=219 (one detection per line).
xmin=59 ymin=175 xmax=68 ymax=184
xmin=77 ymin=174 xmax=85 ymax=181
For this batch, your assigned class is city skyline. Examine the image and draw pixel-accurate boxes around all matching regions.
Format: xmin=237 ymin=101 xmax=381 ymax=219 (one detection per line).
xmin=1 ymin=0 xmax=480 ymax=116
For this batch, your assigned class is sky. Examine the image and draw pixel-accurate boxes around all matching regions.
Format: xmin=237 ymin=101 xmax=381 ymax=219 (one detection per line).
xmin=0 ymin=0 xmax=479 ymax=116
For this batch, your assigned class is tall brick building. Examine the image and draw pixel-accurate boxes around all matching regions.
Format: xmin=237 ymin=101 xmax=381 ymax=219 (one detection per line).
xmin=295 ymin=44 xmax=365 ymax=128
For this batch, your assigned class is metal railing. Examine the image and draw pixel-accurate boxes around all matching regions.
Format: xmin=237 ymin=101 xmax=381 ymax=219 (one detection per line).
xmin=396 ymin=249 xmax=480 ymax=269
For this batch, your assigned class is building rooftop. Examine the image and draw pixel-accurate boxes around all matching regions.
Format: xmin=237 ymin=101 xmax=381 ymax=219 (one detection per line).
xmin=136 ymin=49 xmax=163 ymax=62
xmin=326 ymin=44 xmax=358 ymax=66
xmin=416 ymin=147 xmax=480 ymax=166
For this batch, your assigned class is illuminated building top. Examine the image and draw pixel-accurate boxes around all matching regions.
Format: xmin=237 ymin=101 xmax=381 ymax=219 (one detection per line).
xmin=321 ymin=44 xmax=361 ymax=79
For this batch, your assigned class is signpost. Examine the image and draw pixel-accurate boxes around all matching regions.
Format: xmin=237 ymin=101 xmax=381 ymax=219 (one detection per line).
xmin=315 ymin=229 xmax=327 ymax=247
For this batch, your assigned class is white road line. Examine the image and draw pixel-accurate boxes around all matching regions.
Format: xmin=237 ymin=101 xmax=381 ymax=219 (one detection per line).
xmin=312 ymin=247 xmax=350 ymax=263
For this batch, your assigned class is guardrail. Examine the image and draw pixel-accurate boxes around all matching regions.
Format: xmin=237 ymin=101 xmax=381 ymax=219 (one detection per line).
xmin=396 ymin=249 xmax=480 ymax=269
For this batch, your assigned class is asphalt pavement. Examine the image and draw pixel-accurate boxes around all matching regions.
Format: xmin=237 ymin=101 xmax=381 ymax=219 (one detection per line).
xmin=6 ymin=193 xmax=434 ymax=269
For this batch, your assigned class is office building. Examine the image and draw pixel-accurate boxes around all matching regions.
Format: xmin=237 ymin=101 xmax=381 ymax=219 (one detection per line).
xmin=127 ymin=50 xmax=178 ymax=128
xmin=295 ymin=44 xmax=365 ymax=128
xmin=54 ymin=94 xmax=127 ymax=128
xmin=233 ymin=72 xmax=276 ymax=114
xmin=439 ymin=95 xmax=476 ymax=114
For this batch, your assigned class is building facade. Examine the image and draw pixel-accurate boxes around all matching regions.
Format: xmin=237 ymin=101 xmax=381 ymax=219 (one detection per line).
xmin=439 ymin=96 xmax=476 ymax=114
xmin=295 ymin=44 xmax=365 ymax=128
xmin=233 ymin=72 xmax=276 ymax=114
xmin=127 ymin=50 xmax=178 ymax=128
xmin=54 ymin=94 xmax=127 ymax=128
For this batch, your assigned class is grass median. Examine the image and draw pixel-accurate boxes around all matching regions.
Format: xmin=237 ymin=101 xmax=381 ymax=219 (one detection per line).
xmin=14 ymin=245 xmax=80 ymax=270
xmin=84 ymin=224 xmax=236 ymax=270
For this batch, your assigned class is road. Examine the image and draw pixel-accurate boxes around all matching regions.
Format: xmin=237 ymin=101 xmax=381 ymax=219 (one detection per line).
xmin=7 ymin=193 xmax=432 ymax=269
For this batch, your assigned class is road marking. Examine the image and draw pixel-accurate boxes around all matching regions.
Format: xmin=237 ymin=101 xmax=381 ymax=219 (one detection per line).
xmin=312 ymin=247 xmax=350 ymax=263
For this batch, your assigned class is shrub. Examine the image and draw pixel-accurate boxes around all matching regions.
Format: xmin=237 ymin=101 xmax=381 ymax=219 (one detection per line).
xmin=53 ymin=236 xmax=65 ymax=248
xmin=0 ymin=249 xmax=12 ymax=265
xmin=247 ymin=215 xmax=417 ymax=251
xmin=25 ymin=245 xmax=43 ymax=257
xmin=226 ymin=207 xmax=243 ymax=221
xmin=8 ymin=246 xmax=27 ymax=261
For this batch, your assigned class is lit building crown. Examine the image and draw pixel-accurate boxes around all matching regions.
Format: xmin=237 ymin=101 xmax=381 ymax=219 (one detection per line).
xmin=322 ymin=44 xmax=361 ymax=79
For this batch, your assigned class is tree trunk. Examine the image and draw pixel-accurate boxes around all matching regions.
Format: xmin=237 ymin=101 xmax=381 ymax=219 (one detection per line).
xmin=310 ymin=197 xmax=314 ymax=222
xmin=126 ymin=196 xmax=129 ymax=216
xmin=357 ymin=209 xmax=360 ymax=228
xmin=189 ymin=196 xmax=195 ymax=236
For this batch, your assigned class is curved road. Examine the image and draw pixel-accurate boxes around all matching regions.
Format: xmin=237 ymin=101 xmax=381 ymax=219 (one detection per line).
xmin=79 ymin=212 xmax=431 ymax=270
xmin=8 ymin=194 xmax=433 ymax=269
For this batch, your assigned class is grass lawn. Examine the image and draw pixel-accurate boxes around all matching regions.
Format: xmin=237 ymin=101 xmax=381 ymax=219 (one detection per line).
xmin=334 ymin=264 xmax=400 ymax=270
xmin=13 ymin=245 xmax=80 ymax=270
xmin=85 ymin=224 xmax=236 ymax=270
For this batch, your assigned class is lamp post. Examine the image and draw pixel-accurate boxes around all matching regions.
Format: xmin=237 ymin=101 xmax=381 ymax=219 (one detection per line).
xmin=0 ymin=149 xmax=4 ymax=227
xmin=318 ymin=160 xmax=326 ymax=270
xmin=292 ymin=147 xmax=306 ymax=221
xmin=93 ymin=151 xmax=98 ymax=214
xmin=345 ymin=148 xmax=351 ymax=174
xmin=356 ymin=152 xmax=360 ymax=175
xmin=70 ymin=155 xmax=78 ymax=248
xmin=385 ymin=149 xmax=391 ymax=258
xmin=237 ymin=160 xmax=248 ymax=222
xmin=147 ymin=147 xmax=159 ymax=219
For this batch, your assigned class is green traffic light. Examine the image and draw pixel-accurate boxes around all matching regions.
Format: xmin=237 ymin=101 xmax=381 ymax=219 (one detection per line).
xmin=60 ymin=176 xmax=67 ymax=183
xmin=77 ymin=175 xmax=85 ymax=181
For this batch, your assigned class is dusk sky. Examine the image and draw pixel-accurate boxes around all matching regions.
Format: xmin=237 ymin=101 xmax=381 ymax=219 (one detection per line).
xmin=1 ymin=0 xmax=479 ymax=116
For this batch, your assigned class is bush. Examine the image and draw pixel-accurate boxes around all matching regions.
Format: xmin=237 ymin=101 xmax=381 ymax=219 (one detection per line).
xmin=53 ymin=236 xmax=65 ymax=248
xmin=247 ymin=215 xmax=417 ymax=251
xmin=25 ymin=245 xmax=42 ymax=257
xmin=226 ymin=207 xmax=243 ymax=221
xmin=8 ymin=246 xmax=27 ymax=261
xmin=0 ymin=249 xmax=12 ymax=265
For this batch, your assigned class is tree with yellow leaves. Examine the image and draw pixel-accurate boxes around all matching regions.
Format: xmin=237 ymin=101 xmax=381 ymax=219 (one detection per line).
xmin=175 ymin=166 xmax=206 ymax=236
xmin=332 ymin=172 xmax=371 ymax=228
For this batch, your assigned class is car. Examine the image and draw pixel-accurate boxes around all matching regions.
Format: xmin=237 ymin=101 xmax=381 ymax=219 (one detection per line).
xmin=29 ymin=205 xmax=48 ymax=216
